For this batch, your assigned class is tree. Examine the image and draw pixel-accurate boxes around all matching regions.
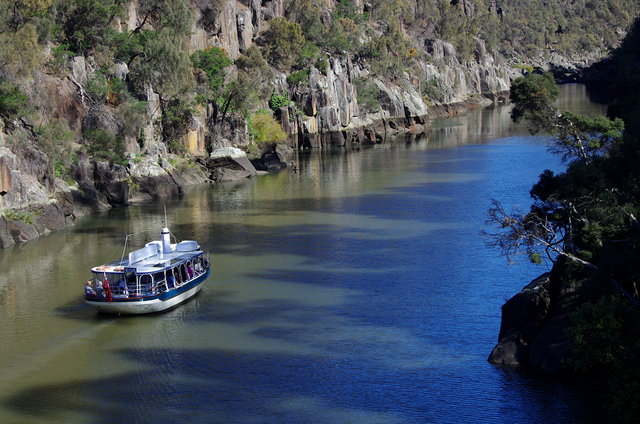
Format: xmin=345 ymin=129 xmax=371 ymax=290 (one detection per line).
xmin=485 ymin=73 xmax=638 ymax=304
xmin=0 ymin=78 xmax=29 ymax=124
xmin=191 ymin=47 xmax=232 ymax=97
xmin=511 ymin=72 xmax=624 ymax=164
xmin=4 ymin=0 xmax=53 ymax=30
xmin=260 ymin=17 xmax=306 ymax=69
xmin=135 ymin=0 xmax=192 ymax=35
xmin=0 ymin=22 xmax=43 ymax=76
xmin=62 ymin=0 xmax=124 ymax=54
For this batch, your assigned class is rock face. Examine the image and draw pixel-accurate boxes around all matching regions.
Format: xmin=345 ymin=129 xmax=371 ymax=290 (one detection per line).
xmin=488 ymin=273 xmax=552 ymax=367
xmin=207 ymin=147 xmax=258 ymax=182
xmin=129 ymin=159 xmax=183 ymax=199
xmin=94 ymin=162 xmax=129 ymax=205
xmin=0 ymin=156 xmax=11 ymax=196
xmin=0 ymin=216 xmax=15 ymax=248
xmin=489 ymin=261 xmax=610 ymax=372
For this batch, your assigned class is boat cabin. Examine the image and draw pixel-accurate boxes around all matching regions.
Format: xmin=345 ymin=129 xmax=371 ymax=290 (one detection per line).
xmin=87 ymin=239 xmax=210 ymax=301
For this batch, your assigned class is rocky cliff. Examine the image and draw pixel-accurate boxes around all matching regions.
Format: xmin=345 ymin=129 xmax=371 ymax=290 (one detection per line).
xmin=0 ymin=0 xmax=635 ymax=247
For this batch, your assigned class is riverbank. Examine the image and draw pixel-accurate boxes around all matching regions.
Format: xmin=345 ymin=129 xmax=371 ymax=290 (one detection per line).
xmin=0 ymin=90 xmax=512 ymax=249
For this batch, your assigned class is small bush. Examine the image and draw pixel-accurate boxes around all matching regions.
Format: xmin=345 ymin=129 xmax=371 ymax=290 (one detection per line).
xmin=261 ymin=17 xmax=306 ymax=69
xmin=47 ymin=44 xmax=74 ymax=75
xmin=161 ymin=99 xmax=194 ymax=153
xmin=86 ymin=71 xmax=109 ymax=100
xmin=36 ymin=119 xmax=75 ymax=177
xmin=287 ymin=69 xmax=310 ymax=85
xmin=268 ymin=91 xmax=290 ymax=111
xmin=353 ymin=77 xmax=381 ymax=113
xmin=248 ymin=110 xmax=287 ymax=145
xmin=0 ymin=79 xmax=30 ymax=122
xmin=3 ymin=210 xmax=34 ymax=225
xmin=83 ymin=129 xmax=126 ymax=165
xmin=315 ymin=55 xmax=329 ymax=74
xmin=421 ymin=78 xmax=446 ymax=103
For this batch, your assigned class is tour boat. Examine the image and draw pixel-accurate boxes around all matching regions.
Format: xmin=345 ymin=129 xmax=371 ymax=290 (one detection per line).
xmin=84 ymin=225 xmax=211 ymax=314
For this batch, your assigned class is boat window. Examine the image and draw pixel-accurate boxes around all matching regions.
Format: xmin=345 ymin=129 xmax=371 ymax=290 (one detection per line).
xmin=153 ymin=272 xmax=165 ymax=283
xmin=173 ymin=267 xmax=182 ymax=286
xmin=94 ymin=272 xmax=124 ymax=284
xmin=180 ymin=264 xmax=188 ymax=281
xmin=140 ymin=274 xmax=153 ymax=295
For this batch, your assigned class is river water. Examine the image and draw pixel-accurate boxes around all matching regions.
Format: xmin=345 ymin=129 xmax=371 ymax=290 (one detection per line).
xmin=0 ymin=85 xmax=607 ymax=423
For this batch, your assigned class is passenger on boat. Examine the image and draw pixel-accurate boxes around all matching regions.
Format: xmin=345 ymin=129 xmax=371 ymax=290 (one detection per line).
xmin=116 ymin=279 xmax=128 ymax=297
xmin=95 ymin=281 xmax=105 ymax=299
xmin=167 ymin=273 xmax=175 ymax=289
xmin=187 ymin=264 xmax=194 ymax=279
xmin=85 ymin=281 xmax=96 ymax=297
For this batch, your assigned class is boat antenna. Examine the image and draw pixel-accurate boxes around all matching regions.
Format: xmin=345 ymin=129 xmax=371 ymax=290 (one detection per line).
xmin=120 ymin=233 xmax=135 ymax=265
xmin=163 ymin=204 xmax=168 ymax=228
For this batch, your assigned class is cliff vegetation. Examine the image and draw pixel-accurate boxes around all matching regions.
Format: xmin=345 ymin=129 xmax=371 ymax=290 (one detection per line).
xmin=0 ymin=0 xmax=639 ymax=247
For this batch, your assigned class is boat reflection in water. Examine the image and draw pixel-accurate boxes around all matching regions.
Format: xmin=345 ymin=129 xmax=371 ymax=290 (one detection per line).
xmin=84 ymin=225 xmax=211 ymax=314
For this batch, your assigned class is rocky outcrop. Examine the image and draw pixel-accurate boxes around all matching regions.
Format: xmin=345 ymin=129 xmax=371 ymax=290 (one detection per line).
xmin=489 ymin=261 xmax=612 ymax=372
xmin=129 ymin=159 xmax=183 ymax=199
xmin=0 ymin=156 xmax=11 ymax=196
xmin=488 ymin=273 xmax=551 ymax=367
xmin=0 ymin=216 xmax=15 ymax=248
xmin=94 ymin=162 xmax=129 ymax=205
xmin=207 ymin=147 xmax=258 ymax=182
xmin=74 ymin=153 xmax=111 ymax=212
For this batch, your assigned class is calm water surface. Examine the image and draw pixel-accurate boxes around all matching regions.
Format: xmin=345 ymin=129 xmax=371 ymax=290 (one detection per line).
xmin=0 ymin=85 xmax=607 ymax=423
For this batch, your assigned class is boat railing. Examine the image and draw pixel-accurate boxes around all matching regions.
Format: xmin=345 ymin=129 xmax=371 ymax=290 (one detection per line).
xmin=85 ymin=255 xmax=210 ymax=301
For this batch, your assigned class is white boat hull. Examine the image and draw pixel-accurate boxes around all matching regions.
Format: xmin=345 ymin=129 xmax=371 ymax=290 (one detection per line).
xmin=85 ymin=273 xmax=208 ymax=315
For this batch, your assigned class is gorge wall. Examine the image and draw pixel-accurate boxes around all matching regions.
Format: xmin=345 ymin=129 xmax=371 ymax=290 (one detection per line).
xmin=1 ymin=0 xmax=637 ymax=247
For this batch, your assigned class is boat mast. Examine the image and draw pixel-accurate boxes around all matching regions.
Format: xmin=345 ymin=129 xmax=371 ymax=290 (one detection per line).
xmin=120 ymin=233 xmax=135 ymax=265
xmin=162 ymin=205 xmax=172 ymax=254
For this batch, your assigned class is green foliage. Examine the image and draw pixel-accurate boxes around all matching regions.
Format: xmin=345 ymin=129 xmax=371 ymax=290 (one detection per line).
xmin=161 ymin=99 xmax=193 ymax=153
xmin=353 ymin=77 xmax=381 ymax=113
xmin=553 ymin=112 xmax=624 ymax=163
xmin=510 ymin=72 xmax=560 ymax=128
xmin=360 ymin=19 xmax=418 ymax=78
xmin=0 ymin=22 xmax=44 ymax=76
xmin=86 ymin=71 xmax=109 ymax=100
xmin=261 ymin=17 xmax=306 ymax=69
xmin=61 ymin=0 xmax=124 ymax=54
xmin=116 ymin=98 xmax=147 ymax=139
xmin=566 ymin=296 xmax=640 ymax=422
xmin=286 ymin=69 xmax=309 ymax=85
xmin=35 ymin=118 xmax=74 ymax=177
xmin=83 ymin=129 xmax=126 ymax=164
xmin=248 ymin=110 xmax=287 ymax=145
xmin=421 ymin=78 xmax=446 ymax=103
xmin=285 ymin=0 xmax=324 ymax=43
xmin=511 ymin=73 xmax=624 ymax=163
xmin=0 ymin=79 xmax=29 ymax=122
xmin=315 ymin=55 xmax=329 ymax=74
xmin=191 ymin=47 xmax=232 ymax=94
xmin=324 ymin=17 xmax=358 ymax=55
xmin=334 ymin=0 xmax=368 ymax=23
xmin=136 ymin=0 xmax=193 ymax=35
xmin=3 ymin=209 xmax=34 ymax=225
xmin=128 ymin=28 xmax=194 ymax=99
xmin=513 ymin=63 xmax=536 ymax=73
xmin=268 ymin=92 xmax=290 ymax=111
xmin=47 ymin=43 xmax=74 ymax=75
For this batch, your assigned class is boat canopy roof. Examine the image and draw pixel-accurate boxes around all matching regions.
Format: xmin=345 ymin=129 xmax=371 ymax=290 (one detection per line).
xmin=91 ymin=239 xmax=204 ymax=274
